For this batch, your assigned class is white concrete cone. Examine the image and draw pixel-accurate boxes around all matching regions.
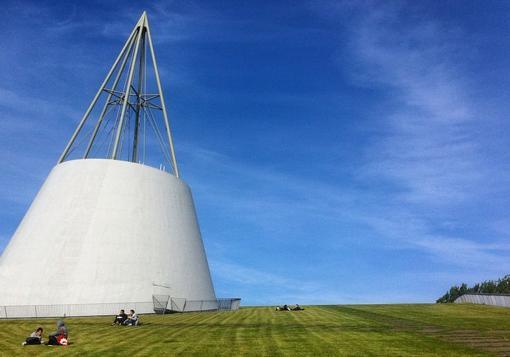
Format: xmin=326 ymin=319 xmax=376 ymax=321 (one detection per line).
xmin=0 ymin=159 xmax=216 ymax=315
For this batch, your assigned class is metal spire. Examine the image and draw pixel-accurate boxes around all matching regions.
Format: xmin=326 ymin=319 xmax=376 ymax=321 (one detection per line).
xmin=58 ymin=11 xmax=180 ymax=178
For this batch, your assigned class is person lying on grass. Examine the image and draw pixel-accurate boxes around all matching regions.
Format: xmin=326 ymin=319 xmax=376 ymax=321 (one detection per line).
xmin=112 ymin=309 xmax=128 ymax=325
xmin=276 ymin=304 xmax=305 ymax=311
xmin=123 ymin=309 xmax=139 ymax=326
xmin=48 ymin=320 xmax=68 ymax=346
xmin=22 ymin=326 xmax=44 ymax=345
xmin=275 ymin=304 xmax=291 ymax=311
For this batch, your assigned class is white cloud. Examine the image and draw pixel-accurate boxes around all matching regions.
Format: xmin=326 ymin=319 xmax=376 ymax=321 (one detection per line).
xmin=345 ymin=12 xmax=485 ymax=205
xmin=171 ymin=1 xmax=510 ymax=280
xmin=181 ymin=140 xmax=510 ymax=276
xmin=331 ymin=3 xmax=510 ymax=273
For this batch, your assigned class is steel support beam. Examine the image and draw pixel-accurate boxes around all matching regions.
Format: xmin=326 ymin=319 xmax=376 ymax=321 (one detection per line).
xmin=83 ymin=32 xmax=137 ymax=158
xmin=146 ymin=17 xmax=180 ymax=177
xmin=58 ymin=21 xmax=140 ymax=163
xmin=111 ymin=15 xmax=144 ymax=160
xmin=132 ymin=31 xmax=146 ymax=163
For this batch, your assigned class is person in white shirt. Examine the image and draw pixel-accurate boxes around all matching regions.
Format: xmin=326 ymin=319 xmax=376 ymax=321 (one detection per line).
xmin=22 ymin=327 xmax=44 ymax=345
xmin=124 ymin=309 xmax=139 ymax=326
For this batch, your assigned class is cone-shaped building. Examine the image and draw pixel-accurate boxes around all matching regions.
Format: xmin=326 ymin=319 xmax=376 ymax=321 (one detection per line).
xmin=0 ymin=12 xmax=217 ymax=317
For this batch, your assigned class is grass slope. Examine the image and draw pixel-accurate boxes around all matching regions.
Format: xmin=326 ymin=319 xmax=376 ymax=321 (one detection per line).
xmin=1 ymin=304 xmax=510 ymax=356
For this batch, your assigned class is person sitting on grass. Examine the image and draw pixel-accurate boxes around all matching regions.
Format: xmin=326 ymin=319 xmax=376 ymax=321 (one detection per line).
xmin=112 ymin=309 xmax=128 ymax=325
xmin=292 ymin=304 xmax=304 ymax=311
xmin=123 ymin=309 xmax=139 ymax=326
xmin=48 ymin=320 xmax=68 ymax=346
xmin=22 ymin=326 xmax=44 ymax=346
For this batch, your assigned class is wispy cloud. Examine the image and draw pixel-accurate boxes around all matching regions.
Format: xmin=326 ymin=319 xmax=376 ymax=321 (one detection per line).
xmin=343 ymin=6 xmax=484 ymax=205
xmin=306 ymin=1 xmax=510 ymax=276
xmin=0 ymin=87 xmax=71 ymax=209
xmin=174 ymin=0 xmax=510 ymax=287
xmin=210 ymin=260 xmax=375 ymax=305
xmin=181 ymin=140 xmax=510 ymax=278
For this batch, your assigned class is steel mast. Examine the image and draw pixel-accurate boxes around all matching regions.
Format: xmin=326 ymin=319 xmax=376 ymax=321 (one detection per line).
xmin=58 ymin=11 xmax=180 ymax=178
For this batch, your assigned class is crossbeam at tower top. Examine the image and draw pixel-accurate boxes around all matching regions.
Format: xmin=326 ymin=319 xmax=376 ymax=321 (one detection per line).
xmin=58 ymin=11 xmax=180 ymax=177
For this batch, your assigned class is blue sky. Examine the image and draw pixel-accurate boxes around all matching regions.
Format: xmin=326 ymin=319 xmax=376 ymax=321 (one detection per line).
xmin=2 ymin=0 xmax=510 ymax=305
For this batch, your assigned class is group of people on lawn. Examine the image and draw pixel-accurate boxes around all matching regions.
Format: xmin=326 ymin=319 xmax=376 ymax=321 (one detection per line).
xmin=275 ymin=304 xmax=304 ymax=311
xmin=112 ymin=309 xmax=139 ymax=326
xmin=22 ymin=320 xmax=68 ymax=346
xmin=21 ymin=309 xmax=139 ymax=346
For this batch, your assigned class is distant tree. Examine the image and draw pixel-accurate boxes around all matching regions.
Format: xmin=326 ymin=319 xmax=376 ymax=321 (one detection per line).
xmin=480 ymin=280 xmax=497 ymax=294
xmin=436 ymin=275 xmax=510 ymax=303
xmin=496 ymin=275 xmax=510 ymax=293
xmin=459 ymin=283 xmax=468 ymax=295
xmin=436 ymin=293 xmax=450 ymax=304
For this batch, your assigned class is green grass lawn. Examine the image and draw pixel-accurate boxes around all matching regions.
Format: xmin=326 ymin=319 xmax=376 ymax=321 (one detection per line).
xmin=1 ymin=304 xmax=510 ymax=356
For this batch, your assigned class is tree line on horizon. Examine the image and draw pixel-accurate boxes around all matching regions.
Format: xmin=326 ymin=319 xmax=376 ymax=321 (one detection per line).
xmin=436 ymin=275 xmax=510 ymax=303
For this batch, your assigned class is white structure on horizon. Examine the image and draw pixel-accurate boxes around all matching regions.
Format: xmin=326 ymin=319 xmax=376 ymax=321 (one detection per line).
xmin=0 ymin=12 xmax=217 ymax=316
xmin=455 ymin=294 xmax=510 ymax=308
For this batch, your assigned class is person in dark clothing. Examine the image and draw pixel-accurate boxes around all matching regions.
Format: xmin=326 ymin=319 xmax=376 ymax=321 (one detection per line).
xmin=22 ymin=327 xmax=44 ymax=345
xmin=48 ymin=320 xmax=68 ymax=345
xmin=276 ymin=304 xmax=291 ymax=311
xmin=112 ymin=309 xmax=128 ymax=325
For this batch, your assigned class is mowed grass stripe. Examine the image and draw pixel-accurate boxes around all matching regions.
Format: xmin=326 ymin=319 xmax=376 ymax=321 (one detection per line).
xmin=239 ymin=307 xmax=276 ymax=356
xmin=320 ymin=305 xmax=490 ymax=356
xmin=343 ymin=304 xmax=510 ymax=356
xmin=1 ymin=304 xmax=508 ymax=356
xmin=174 ymin=313 xmax=235 ymax=354
xmin=148 ymin=311 xmax=227 ymax=355
xmin=211 ymin=308 xmax=251 ymax=354
xmin=287 ymin=308 xmax=344 ymax=354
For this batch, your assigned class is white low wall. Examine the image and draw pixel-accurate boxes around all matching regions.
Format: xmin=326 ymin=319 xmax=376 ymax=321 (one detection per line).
xmin=455 ymin=294 xmax=510 ymax=307
xmin=0 ymin=302 xmax=154 ymax=319
xmin=0 ymin=298 xmax=241 ymax=318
